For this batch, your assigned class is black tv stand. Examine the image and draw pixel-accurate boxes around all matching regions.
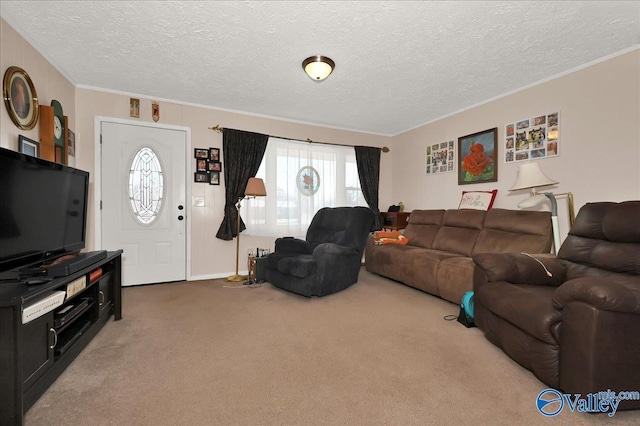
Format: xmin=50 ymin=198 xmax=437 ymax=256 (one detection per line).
xmin=0 ymin=250 xmax=122 ymax=425
xmin=0 ymin=250 xmax=107 ymax=282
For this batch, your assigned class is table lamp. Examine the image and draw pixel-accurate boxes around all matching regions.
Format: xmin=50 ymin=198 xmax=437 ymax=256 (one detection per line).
xmin=510 ymin=163 xmax=574 ymax=254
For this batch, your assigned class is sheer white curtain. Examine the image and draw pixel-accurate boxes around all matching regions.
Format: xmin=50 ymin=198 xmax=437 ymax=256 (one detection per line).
xmin=243 ymin=137 xmax=366 ymax=237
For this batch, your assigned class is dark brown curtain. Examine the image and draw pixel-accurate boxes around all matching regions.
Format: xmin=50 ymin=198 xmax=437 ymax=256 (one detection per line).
xmin=354 ymin=146 xmax=382 ymax=231
xmin=215 ymin=129 xmax=268 ymax=240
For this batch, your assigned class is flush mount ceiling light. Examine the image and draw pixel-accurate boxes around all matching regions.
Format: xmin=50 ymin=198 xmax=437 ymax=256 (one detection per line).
xmin=302 ymin=55 xmax=335 ymax=81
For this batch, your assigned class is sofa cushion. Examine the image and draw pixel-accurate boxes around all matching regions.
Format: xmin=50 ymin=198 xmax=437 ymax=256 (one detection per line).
xmin=564 ymin=201 xmax=614 ymax=240
xmin=437 ymin=256 xmax=476 ymax=304
xmin=402 ymin=209 xmax=445 ymax=249
xmin=365 ymin=242 xmax=419 ymax=283
xmin=602 ymin=201 xmax=640 ymax=243
xmin=401 ymin=249 xmax=461 ymax=295
xmin=559 ymin=201 xmax=640 ymax=275
xmin=473 ymin=208 xmax=552 ymax=255
xmin=432 ymin=209 xmax=486 ymax=256
xmin=477 ymin=282 xmax=560 ymax=345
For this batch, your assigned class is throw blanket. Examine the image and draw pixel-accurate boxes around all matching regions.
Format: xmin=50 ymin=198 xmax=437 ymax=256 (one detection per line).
xmin=372 ymin=231 xmax=408 ymax=245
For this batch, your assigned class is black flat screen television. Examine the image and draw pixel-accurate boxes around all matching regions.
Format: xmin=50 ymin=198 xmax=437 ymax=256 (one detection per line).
xmin=0 ymin=147 xmax=89 ymax=275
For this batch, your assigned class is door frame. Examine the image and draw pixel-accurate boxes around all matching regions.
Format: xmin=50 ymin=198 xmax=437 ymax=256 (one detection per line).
xmin=94 ymin=116 xmax=192 ymax=281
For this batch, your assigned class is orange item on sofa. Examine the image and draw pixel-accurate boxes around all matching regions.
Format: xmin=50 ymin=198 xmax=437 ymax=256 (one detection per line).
xmin=372 ymin=231 xmax=409 ymax=245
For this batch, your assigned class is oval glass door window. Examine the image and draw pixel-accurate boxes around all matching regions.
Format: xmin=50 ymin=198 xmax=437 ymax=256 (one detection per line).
xmin=129 ymin=147 xmax=164 ymax=224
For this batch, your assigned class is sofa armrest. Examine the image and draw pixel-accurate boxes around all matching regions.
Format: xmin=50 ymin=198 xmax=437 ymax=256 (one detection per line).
xmin=553 ymin=277 xmax=640 ymax=315
xmin=472 ymin=253 xmax=566 ymax=286
xmin=558 ymin=285 xmax=640 ymax=405
xmin=275 ymin=237 xmax=313 ymax=254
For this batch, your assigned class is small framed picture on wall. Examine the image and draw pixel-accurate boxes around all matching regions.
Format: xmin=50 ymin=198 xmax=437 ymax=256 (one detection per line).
xmin=209 ymin=148 xmax=220 ymax=162
xmin=129 ymin=98 xmax=140 ymax=118
xmin=194 ymin=148 xmax=208 ymax=159
xmin=196 ymin=159 xmax=207 ymax=172
xmin=194 ymin=172 xmax=208 ymax=183
xmin=18 ymin=135 xmax=39 ymax=157
xmin=209 ymin=171 xmax=220 ymax=185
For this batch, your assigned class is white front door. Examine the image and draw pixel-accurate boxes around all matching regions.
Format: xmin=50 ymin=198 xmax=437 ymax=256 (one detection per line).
xmin=101 ymin=121 xmax=187 ymax=286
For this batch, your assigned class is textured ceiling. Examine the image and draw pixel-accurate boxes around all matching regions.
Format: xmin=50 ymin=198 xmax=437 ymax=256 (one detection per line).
xmin=1 ymin=1 xmax=639 ymax=136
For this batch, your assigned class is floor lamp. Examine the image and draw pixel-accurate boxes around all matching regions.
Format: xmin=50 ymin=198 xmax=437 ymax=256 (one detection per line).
xmin=510 ymin=163 xmax=575 ymax=254
xmin=227 ymin=177 xmax=267 ymax=282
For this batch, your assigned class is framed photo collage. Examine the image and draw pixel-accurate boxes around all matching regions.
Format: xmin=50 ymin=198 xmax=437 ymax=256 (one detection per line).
xmin=504 ymin=112 xmax=559 ymax=163
xmin=194 ymin=147 xmax=222 ymax=185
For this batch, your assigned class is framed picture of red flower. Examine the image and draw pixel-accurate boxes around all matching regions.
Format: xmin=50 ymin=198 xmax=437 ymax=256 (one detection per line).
xmin=458 ymin=127 xmax=498 ymax=185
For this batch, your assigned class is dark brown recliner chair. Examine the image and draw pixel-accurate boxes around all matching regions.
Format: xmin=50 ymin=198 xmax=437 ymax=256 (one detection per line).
xmin=473 ymin=201 xmax=640 ymax=410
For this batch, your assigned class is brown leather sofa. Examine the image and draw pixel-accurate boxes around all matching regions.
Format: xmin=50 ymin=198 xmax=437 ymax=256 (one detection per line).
xmin=365 ymin=208 xmax=553 ymax=304
xmin=473 ymin=201 xmax=640 ymax=410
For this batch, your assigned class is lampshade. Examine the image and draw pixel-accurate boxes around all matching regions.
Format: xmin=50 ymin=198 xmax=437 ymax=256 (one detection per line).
xmin=245 ymin=177 xmax=266 ymax=197
xmin=510 ymin=162 xmax=558 ymax=191
xmin=302 ymin=55 xmax=335 ymax=81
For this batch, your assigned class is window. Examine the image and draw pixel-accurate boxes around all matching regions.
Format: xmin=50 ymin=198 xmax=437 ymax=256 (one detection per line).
xmin=128 ymin=147 xmax=164 ymax=224
xmin=244 ymin=138 xmax=366 ymax=237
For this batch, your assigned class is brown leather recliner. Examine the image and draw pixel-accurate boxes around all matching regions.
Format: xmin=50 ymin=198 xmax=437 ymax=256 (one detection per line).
xmin=473 ymin=201 xmax=640 ymax=410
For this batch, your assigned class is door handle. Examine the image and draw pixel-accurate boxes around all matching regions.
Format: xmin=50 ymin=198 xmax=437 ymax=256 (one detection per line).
xmin=49 ymin=328 xmax=58 ymax=349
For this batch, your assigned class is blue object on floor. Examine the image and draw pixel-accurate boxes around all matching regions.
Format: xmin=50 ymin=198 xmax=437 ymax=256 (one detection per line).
xmin=461 ymin=291 xmax=475 ymax=319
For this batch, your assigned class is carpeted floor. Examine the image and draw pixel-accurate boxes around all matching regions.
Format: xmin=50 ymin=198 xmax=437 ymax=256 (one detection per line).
xmin=25 ymin=269 xmax=640 ymax=425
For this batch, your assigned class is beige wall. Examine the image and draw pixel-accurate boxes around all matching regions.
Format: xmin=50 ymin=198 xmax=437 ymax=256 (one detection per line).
xmin=74 ymin=89 xmax=392 ymax=279
xmin=2 ymin=17 xmax=639 ymax=278
xmin=0 ymin=19 xmax=75 ymax=150
xmin=392 ymin=50 xmax=640 ymax=242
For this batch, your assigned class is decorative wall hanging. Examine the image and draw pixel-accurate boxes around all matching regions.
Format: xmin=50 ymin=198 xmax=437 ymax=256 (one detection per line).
xmin=194 ymin=148 xmax=208 ymax=158
xmin=193 ymin=148 xmax=222 ymax=184
xmin=194 ymin=149 xmax=208 ymax=183
xmin=296 ymin=165 xmax=320 ymax=196
xmin=130 ymin=98 xmax=140 ymax=118
xmin=196 ymin=158 xmax=207 ymax=172
xmin=426 ymin=140 xmax=455 ymax=174
xmin=18 ymin=135 xmax=39 ymax=157
xmin=194 ymin=172 xmax=208 ymax=183
xmin=458 ymin=127 xmax=498 ymax=185
xmin=504 ymin=112 xmax=559 ymax=163
xmin=67 ymin=129 xmax=76 ymax=157
xmin=209 ymin=147 xmax=220 ymax=161
xmin=152 ymin=101 xmax=159 ymax=122
xmin=209 ymin=171 xmax=220 ymax=185
xmin=3 ymin=66 xmax=39 ymax=130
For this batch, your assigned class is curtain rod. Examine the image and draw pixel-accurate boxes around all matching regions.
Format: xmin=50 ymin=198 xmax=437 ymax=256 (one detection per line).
xmin=208 ymin=124 xmax=390 ymax=153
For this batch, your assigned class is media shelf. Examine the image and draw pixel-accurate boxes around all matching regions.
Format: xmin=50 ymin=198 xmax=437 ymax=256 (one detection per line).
xmin=0 ymin=250 xmax=123 ymax=425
